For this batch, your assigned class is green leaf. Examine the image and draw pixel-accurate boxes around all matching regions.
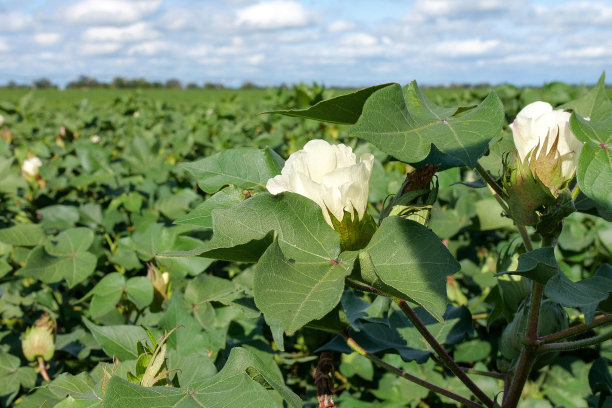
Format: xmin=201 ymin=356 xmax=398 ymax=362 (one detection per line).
xmin=351 ymin=82 xmax=504 ymax=168
xmin=45 ymin=227 xmax=94 ymax=256
xmin=125 ymin=276 xmax=153 ymax=309
xmin=83 ymin=319 xmax=146 ymax=361
xmin=181 ymin=147 xmax=284 ymax=194
xmin=453 ymin=339 xmax=492 ymax=363
xmin=543 ymin=358 xmax=590 ymax=408
xmin=199 ymin=191 xmax=341 ymax=262
xmin=266 ymin=83 xmax=394 ymax=124
xmin=571 ymin=114 xmax=612 ymax=213
xmin=166 ymin=349 xmax=216 ymax=386
xmin=497 ymin=247 xmax=559 ymax=284
xmin=254 ymin=236 xmax=352 ymax=335
xmin=0 ymin=224 xmax=46 ymax=246
xmin=90 ymin=273 xmax=126 ymax=318
xmin=544 ymin=266 xmax=612 ymax=322
xmin=0 ymin=352 xmax=36 ymax=397
xmin=16 ymin=372 xmax=98 ymax=408
xmin=191 ymin=191 xmax=348 ymax=334
xmin=103 ymin=347 xmax=301 ymax=408
xmin=18 ymin=240 xmax=97 ymax=288
xmin=560 ymin=72 xmax=612 ymax=121
xmin=174 ymin=186 xmax=245 ymax=228
xmin=359 ymin=216 xmax=460 ymax=321
xmin=184 ymin=274 xmax=240 ymax=305
xmin=589 ymin=357 xmax=612 ymax=395
xmin=340 ymin=353 xmax=374 ymax=380
xmin=37 ymin=205 xmax=80 ymax=230
xmin=158 ymin=296 xmax=210 ymax=355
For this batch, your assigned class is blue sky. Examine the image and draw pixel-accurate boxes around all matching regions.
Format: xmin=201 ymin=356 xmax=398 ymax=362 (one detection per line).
xmin=2 ymin=0 xmax=611 ymax=87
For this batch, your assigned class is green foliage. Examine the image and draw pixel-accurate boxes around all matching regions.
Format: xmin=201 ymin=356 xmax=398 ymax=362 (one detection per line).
xmin=0 ymin=82 xmax=611 ymax=408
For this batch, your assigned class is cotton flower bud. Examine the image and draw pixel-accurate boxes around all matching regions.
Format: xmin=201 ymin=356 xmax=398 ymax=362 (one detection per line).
xmin=22 ymin=313 xmax=55 ymax=362
xmin=147 ymin=263 xmax=171 ymax=305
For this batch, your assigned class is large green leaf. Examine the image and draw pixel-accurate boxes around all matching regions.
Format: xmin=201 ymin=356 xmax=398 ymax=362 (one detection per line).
xmin=254 ymin=236 xmax=352 ymax=335
xmin=544 ymin=264 xmax=612 ymax=323
xmin=496 ymin=247 xmax=559 ymax=284
xmin=0 ymin=351 xmax=36 ymax=397
xmin=560 ymin=72 xmax=612 ymax=121
xmin=358 ymin=216 xmax=460 ymax=321
xmin=14 ymin=372 xmax=98 ymax=408
xmin=17 ymin=228 xmax=97 ymax=288
xmin=0 ymin=224 xmax=46 ymax=246
xmin=90 ymin=273 xmax=126 ymax=318
xmin=158 ymin=296 xmax=210 ymax=355
xmin=83 ymin=319 xmax=146 ymax=361
xmin=267 ymin=83 xmax=393 ymax=124
xmin=571 ymin=114 xmax=612 ymax=212
xmin=199 ymin=192 xmax=340 ymax=262
xmin=181 ymin=147 xmax=284 ymax=194
xmin=191 ymin=192 xmax=352 ymax=333
xmin=103 ymin=347 xmax=301 ymax=408
xmin=351 ymin=82 xmax=504 ymax=168
xmin=174 ymin=186 xmax=245 ymax=228
xmin=125 ymin=276 xmax=153 ymax=309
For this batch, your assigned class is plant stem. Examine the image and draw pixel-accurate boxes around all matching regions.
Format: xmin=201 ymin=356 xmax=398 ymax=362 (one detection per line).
xmin=343 ymin=332 xmax=485 ymax=408
xmin=516 ymin=224 xmax=534 ymax=252
xmin=37 ymin=356 xmax=50 ymax=382
xmin=475 ymin=162 xmax=508 ymax=201
xmin=395 ymin=299 xmax=498 ymax=408
xmin=538 ymin=328 xmax=612 ymax=353
xmin=502 ymin=281 xmax=544 ymax=408
xmin=345 ymin=278 xmax=387 ymax=297
xmin=539 ymin=314 xmax=612 ymax=344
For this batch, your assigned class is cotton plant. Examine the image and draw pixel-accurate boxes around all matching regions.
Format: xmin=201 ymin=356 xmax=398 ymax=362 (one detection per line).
xmin=174 ymin=76 xmax=612 ymax=408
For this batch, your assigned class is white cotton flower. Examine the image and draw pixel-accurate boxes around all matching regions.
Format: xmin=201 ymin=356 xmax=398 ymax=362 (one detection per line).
xmin=90 ymin=135 xmax=101 ymax=143
xmin=510 ymin=101 xmax=583 ymax=180
xmin=21 ymin=156 xmax=43 ymax=178
xmin=266 ymin=139 xmax=374 ymax=226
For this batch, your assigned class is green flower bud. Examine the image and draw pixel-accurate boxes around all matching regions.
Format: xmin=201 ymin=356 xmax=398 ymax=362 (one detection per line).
xmin=22 ymin=313 xmax=55 ymax=362
xmin=500 ymin=301 xmax=568 ymax=369
xmin=503 ymin=153 xmax=555 ymax=226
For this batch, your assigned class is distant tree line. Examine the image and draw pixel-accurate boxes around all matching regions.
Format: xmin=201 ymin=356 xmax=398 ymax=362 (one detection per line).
xmin=1 ymin=76 xmax=267 ymax=90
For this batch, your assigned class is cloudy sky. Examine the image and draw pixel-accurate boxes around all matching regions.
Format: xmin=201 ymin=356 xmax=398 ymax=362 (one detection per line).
xmin=2 ymin=0 xmax=612 ymax=87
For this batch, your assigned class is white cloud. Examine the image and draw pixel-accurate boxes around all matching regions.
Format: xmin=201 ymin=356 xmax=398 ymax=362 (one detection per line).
xmin=65 ymin=0 xmax=161 ymax=25
xmin=246 ymin=53 xmax=265 ymax=65
xmin=127 ymin=41 xmax=168 ymax=56
xmin=78 ymin=42 xmax=122 ymax=56
xmin=339 ymin=33 xmax=378 ymax=47
xmin=0 ymin=38 xmax=9 ymax=52
xmin=327 ymin=20 xmax=356 ymax=33
xmin=0 ymin=12 xmax=33 ymax=32
xmin=236 ymin=1 xmax=316 ymax=30
xmin=156 ymin=8 xmax=193 ymax=31
xmin=560 ymin=46 xmax=611 ymax=59
xmin=534 ymin=1 xmax=612 ymax=26
xmin=34 ymin=33 xmax=62 ymax=46
xmin=83 ymin=23 xmax=159 ymax=43
xmin=412 ymin=0 xmax=518 ymax=17
xmin=434 ymin=39 xmax=500 ymax=57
